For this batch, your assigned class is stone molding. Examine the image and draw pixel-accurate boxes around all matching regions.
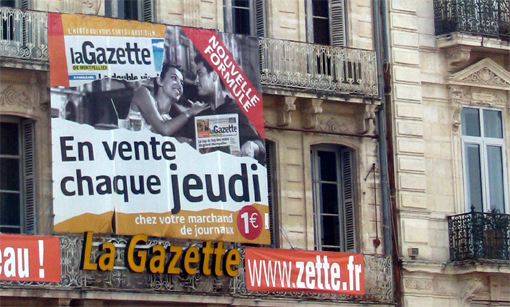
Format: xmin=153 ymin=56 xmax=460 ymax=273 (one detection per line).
xmin=302 ymin=99 xmax=323 ymax=129
xmin=446 ymin=46 xmax=471 ymax=72
xmin=276 ymin=96 xmax=296 ymax=127
xmin=446 ymin=58 xmax=510 ymax=91
xmin=460 ymin=277 xmax=483 ymax=307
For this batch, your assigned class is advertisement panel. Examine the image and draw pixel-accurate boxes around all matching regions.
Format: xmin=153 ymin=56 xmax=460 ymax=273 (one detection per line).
xmin=48 ymin=13 xmax=269 ymax=244
xmin=0 ymin=235 xmax=61 ymax=282
xmin=244 ymin=248 xmax=365 ymax=295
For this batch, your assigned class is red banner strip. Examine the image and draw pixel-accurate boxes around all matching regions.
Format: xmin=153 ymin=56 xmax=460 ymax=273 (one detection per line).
xmin=244 ymin=247 xmax=365 ymax=295
xmin=0 ymin=234 xmax=61 ymax=282
xmin=181 ymin=27 xmax=265 ymax=138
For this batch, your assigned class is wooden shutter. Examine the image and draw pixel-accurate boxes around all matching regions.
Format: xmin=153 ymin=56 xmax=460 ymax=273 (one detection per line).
xmin=265 ymin=140 xmax=279 ymax=247
xmin=340 ymin=147 xmax=355 ymax=252
xmin=142 ymin=0 xmax=153 ymax=22
xmin=255 ymin=0 xmax=266 ymax=37
xmin=330 ymin=0 xmax=346 ymax=46
xmin=20 ymin=0 xmax=29 ymax=9
xmin=22 ymin=119 xmax=36 ymax=234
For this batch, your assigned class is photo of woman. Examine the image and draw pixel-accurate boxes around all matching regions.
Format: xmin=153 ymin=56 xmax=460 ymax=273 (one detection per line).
xmin=128 ymin=63 xmax=209 ymax=136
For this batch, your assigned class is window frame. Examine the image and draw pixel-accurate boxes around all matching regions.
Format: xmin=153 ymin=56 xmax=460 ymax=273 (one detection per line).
xmin=105 ymin=0 xmax=153 ymax=22
xmin=461 ymin=106 xmax=509 ymax=213
xmin=311 ymin=144 xmax=356 ymax=252
xmin=305 ymin=0 xmax=346 ymax=47
xmin=0 ymin=116 xmax=36 ymax=234
xmin=223 ymin=0 xmax=266 ymax=37
xmin=265 ymin=139 xmax=279 ymax=247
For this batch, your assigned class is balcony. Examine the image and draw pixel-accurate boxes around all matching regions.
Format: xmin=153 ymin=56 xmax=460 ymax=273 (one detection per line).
xmin=448 ymin=209 xmax=510 ymax=262
xmin=259 ymin=38 xmax=378 ymax=98
xmin=0 ymin=6 xmax=378 ymax=98
xmin=0 ymin=6 xmax=48 ymax=67
xmin=434 ymin=0 xmax=510 ymax=40
xmin=0 ymin=234 xmax=394 ymax=304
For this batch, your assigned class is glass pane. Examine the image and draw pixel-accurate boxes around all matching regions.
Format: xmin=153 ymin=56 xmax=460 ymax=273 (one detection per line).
xmin=461 ymin=108 xmax=481 ymax=137
xmin=0 ymin=158 xmax=20 ymax=191
xmin=0 ymin=122 xmax=19 ymax=155
xmin=233 ymin=0 xmax=249 ymax=8
xmin=318 ymin=150 xmax=337 ymax=181
xmin=483 ymin=109 xmax=503 ymax=138
xmin=465 ymin=144 xmax=483 ymax=212
xmin=122 ymin=0 xmax=138 ymax=20
xmin=321 ymin=183 xmax=339 ymax=214
xmin=0 ymin=193 xmax=20 ymax=226
xmin=321 ymin=215 xmax=340 ymax=248
xmin=0 ymin=227 xmax=21 ymax=234
xmin=233 ymin=7 xmax=250 ymax=35
xmin=0 ymin=0 xmax=16 ymax=7
xmin=487 ymin=146 xmax=505 ymax=212
xmin=312 ymin=0 xmax=329 ymax=17
xmin=313 ymin=18 xmax=330 ymax=45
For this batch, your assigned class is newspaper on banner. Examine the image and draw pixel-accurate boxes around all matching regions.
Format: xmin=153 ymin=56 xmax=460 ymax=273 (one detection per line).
xmin=195 ymin=114 xmax=240 ymax=155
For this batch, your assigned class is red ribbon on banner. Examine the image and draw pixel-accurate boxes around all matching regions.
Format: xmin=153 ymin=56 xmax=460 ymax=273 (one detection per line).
xmin=181 ymin=27 xmax=265 ymax=138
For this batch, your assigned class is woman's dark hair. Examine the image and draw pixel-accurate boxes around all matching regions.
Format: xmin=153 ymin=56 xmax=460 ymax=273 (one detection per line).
xmin=154 ymin=62 xmax=181 ymax=95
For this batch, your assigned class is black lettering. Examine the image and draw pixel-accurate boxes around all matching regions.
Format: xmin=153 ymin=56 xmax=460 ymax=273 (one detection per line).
xmin=183 ymin=174 xmax=203 ymax=202
xmin=118 ymin=141 xmax=132 ymax=160
xmin=60 ymin=136 xmax=76 ymax=162
xmin=147 ymin=175 xmax=160 ymax=194
xmin=77 ymin=169 xmax=94 ymax=196
xmin=161 ymin=141 xmax=175 ymax=160
xmin=171 ymin=174 xmax=181 ymax=214
xmin=205 ymin=174 xmax=226 ymax=202
xmin=113 ymin=175 xmax=128 ymax=202
xmin=134 ymin=141 xmax=149 ymax=160
xmin=107 ymin=47 xmax=117 ymax=64
xmin=130 ymin=176 xmax=145 ymax=195
xmin=150 ymin=137 xmax=161 ymax=160
xmin=228 ymin=164 xmax=249 ymax=202
xmin=78 ymin=141 xmax=94 ymax=161
xmin=102 ymin=141 xmax=117 ymax=160
xmin=83 ymin=41 xmax=95 ymax=64
xmin=96 ymin=175 xmax=112 ymax=195
xmin=61 ymin=176 xmax=75 ymax=196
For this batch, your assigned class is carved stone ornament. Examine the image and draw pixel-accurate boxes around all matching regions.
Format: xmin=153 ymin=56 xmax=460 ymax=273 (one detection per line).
xmin=460 ymin=277 xmax=483 ymax=307
xmin=361 ymin=104 xmax=376 ymax=134
xmin=302 ymin=98 xmax=323 ymax=129
xmin=81 ymin=0 xmax=102 ymax=15
xmin=449 ymin=86 xmax=469 ymax=132
xmin=446 ymin=46 xmax=471 ymax=72
xmin=446 ymin=58 xmax=510 ymax=91
xmin=404 ymin=278 xmax=432 ymax=291
xmin=276 ymin=96 xmax=296 ymax=127
xmin=317 ymin=117 xmax=350 ymax=134
xmin=0 ymin=84 xmax=34 ymax=110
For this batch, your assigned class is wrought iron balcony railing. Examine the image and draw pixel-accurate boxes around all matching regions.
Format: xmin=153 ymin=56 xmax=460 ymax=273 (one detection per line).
xmin=448 ymin=209 xmax=510 ymax=261
xmin=259 ymin=38 xmax=378 ymax=97
xmin=434 ymin=0 xmax=510 ymax=40
xmin=0 ymin=6 xmax=47 ymax=62
xmin=0 ymin=234 xmax=394 ymax=304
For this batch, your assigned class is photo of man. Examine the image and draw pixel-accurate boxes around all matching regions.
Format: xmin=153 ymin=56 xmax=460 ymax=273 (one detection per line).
xmin=173 ymin=52 xmax=265 ymax=164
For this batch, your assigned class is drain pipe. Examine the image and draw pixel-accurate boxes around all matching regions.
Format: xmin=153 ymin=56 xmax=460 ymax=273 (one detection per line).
xmin=373 ymin=0 xmax=403 ymax=306
xmin=372 ymin=0 xmax=391 ymax=257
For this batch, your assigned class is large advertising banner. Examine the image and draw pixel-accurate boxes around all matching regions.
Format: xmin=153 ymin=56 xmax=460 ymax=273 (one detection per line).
xmin=0 ymin=235 xmax=61 ymax=282
xmin=244 ymin=248 xmax=365 ymax=295
xmin=48 ymin=13 xmax=269 ymax=244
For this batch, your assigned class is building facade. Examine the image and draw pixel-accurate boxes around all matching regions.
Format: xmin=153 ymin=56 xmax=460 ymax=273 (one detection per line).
xmin=0 ymin=0 xmax=395 ymax=306
xmin=388 ymin=0 xmax=510 ymax=306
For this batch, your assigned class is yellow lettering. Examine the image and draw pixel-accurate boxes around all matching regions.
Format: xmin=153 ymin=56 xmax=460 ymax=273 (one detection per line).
xmin=80 ymin=231 xmax=98 ymax=271
xmin=126 ymin=234 xmax=147 ymax=273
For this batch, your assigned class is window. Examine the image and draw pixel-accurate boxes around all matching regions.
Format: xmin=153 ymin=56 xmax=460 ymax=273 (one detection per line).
xmin=105 ymin=0 xmax=153 ymax=21
xmin=1 ymin=0 xmax=29 ymax=42
xmin=0 ymin=117 xmax=35 ymax=234
xmin=311 ymin=145 xmax=356 ymax=252
xmin=266 ymin=140 xmax=279 ymax=247
xmin=305 ymin=0 xmax=346 ymax=46
xmin=223 ymin=0 xmax=266 ymax=36
xmin=461 ymin=107 xmax=508 ymax=213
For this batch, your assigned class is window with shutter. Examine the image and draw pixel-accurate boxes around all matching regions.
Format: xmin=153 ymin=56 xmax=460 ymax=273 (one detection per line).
xmin=265 ymin=140 xmax=279 ymax=247
xmin=0 ymin=116 xmax=36 ymax=234
xmin=105 ymin=0 xmax=153 ymax=22
xmin=22 ymin=119 xmax=35 ymax=234
xmin=223 ymin=0 xmax=266 ymax=36
xmin=311 ymin=145 xmax=356 ymax=252
xmin=305 ymin=0 xmax=346 ymax=46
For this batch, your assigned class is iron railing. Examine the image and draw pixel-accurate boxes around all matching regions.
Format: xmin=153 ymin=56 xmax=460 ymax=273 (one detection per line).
xmin=434 ymin=0 xmax=510 ymax=40
xmin=0 ymin=234 xmax=394 ymax=303
xmin=259 ymin=38 xmax=378 ymax=97
xmin=0 ymin=6 xmax=47 ymax=62
xmin=448 ymin=209 xmax=510 ymax=261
